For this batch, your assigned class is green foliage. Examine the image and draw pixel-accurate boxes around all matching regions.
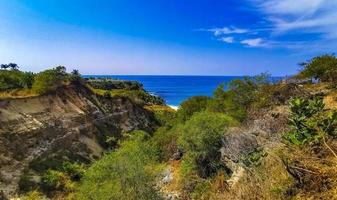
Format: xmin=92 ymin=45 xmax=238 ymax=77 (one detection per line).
xmin=242 ymin=149 xmax=268 ymax=167
xmin=228 ymin=73 xmax=273 ymax=109
xmin=61 ymin=162 xmax=86 ymax=181
xmin=178 ymin=112 xmax=236 ymax=178
xmin=41 ymin=169 xmax=72 ymax=192
xmin=177 ymin=96 xmax=211 ymax=122
xmin=134 ymin=90 xmax=164 ymax=105
xmin=32 ymin=66 xmax=67 ymax=94
xmin=286 ymin=97 xmax=337 ymax=145
xmin=87 ymin=78 xmax=164 ymax=105
xmin=299 ymin=54 xmax=337 ymax=82
xmin=22 ymin=190 xmax=46 ymax=200
xmin=0 ymin=70 xmax=35 ymax=91
xmin=207 ymin=84 xmax=246 ymax=121
xmin=76 ymin=131 xmax=163 ymax=200
xmin=205 ymin=74 xmax=272 ymax=121
xmin=148 ymin=105 xmax=177 ymax=126
xmin=87 ymin=79 xmax=143 ymax=90
xmin=150 ymin=126 xmax=180 ymax=162
xmin=69 ymin=69 xmax=81 ymax=83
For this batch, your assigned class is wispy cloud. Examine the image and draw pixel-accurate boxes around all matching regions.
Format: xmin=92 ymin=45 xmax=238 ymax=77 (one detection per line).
xmin=199 ymin=26 xmax=248 ymax=36
xmin=253 ymin=0 xmax=337 ymax=38
xmin=241 ymin=38 xmax=265 ymax=47
xmin=219 ymin=37 xmax=234 ymax=43
xmin=199 ymin=1 xmax=337 ymax=50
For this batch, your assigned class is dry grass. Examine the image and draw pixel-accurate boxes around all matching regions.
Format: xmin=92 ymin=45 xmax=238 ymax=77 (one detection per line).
xmin=0 ymin=89 xmax=39 ymax=100
xmin=324 ymin=89 xmax=337 ymax=110
xmin=144 ymin=105 xmax=176 ymax=113
xmin=285 ymin=140 xmax=337 ymax=200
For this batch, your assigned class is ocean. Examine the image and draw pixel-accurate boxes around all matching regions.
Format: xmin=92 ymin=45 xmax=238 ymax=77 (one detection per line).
xmin=84 ymin=75 xmax=248 ymax=107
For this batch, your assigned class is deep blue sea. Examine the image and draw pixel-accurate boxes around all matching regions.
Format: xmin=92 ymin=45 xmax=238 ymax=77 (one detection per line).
xmin=84 ymin=75 xmax=280 ymax=106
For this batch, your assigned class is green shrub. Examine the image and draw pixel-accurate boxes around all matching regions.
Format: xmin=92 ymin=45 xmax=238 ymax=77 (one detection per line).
xmin=178 ymin=112 xmax=236 ymax=178
xmin=177 ymin=96 xmax=211 ymax=122
xmin=76 ymin=131 xmax=163 ymax=200
xmin=87 ymin=79 xmax=143 ymax=90
xmin=32 ymin=66 xmax=67 ymax=94
xmin=150 ymin=126 xmax=180 ymax=161
xmin=22 ymin=190 xmax=46 ymax=200
xmin=61 ymin=162 xmax=86 ymax=181
xmin=228 ymin=73 xmax=273 ymax=109
xmin=298 ymin=54 xmax=337 ymax=82
xmin=286 ymin=97 xmax=337 ymax=145
xmin=207 ymin=86 xmax=246 ymax=121
xmin=0 ymin=70 xmax=35 ymax=91
xmin=41 ymin=169 xmax=70 ymax=191
xmin=242 ymin=149 xmax=268 ymax=167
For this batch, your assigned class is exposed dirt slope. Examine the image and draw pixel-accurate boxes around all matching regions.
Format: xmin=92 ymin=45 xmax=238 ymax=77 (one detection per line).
xmin=0 ymin=85 xmax=157 ymax=198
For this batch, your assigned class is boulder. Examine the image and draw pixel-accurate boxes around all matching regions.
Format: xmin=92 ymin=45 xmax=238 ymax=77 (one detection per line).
xmin=220 ymin=128 xmax=259 ymax=162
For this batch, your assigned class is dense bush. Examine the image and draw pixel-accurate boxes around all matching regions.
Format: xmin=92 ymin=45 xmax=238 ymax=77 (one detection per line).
xmin=22 ymin=190 xmax=46 ymax=200
xmin=177 ymin=96 xmax=211 ymax=122
xmin=178 ymin=112 xmax=236 ymax=178
xmin=0 ymin=70 xmax=35 ymax=91
xmin=299 ymin=54 xmax=337 ymax=82
xmin=150 ymin=125 xmax=180 ymax=162
xmin=76 ymin=131 xmax=163 ymax=200
xmin=61 ymin=162 xmax=86 ymax=181
xmin=228 ymin=73 xmax=273 ymax=109
xmin=41 ymin=169 xmax=73 ymax=192
xmin=32 ymin=66 xmax=67 ymax=94
xmin=206 ymin=74 xmax=273 ymax=121
xmin=87 ymin=79 xmax=143 ymax=90
xmin=207 ymin=84 xmax=246 ymax=121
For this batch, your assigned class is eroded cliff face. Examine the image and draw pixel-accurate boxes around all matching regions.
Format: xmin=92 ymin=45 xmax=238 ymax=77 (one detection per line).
xmin=0 ymin=85 xmax=158 ymax=198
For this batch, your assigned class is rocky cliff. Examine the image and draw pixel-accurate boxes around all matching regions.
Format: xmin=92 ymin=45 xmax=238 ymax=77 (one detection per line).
xmin=0 ymin=84 xmax=158 ymax=198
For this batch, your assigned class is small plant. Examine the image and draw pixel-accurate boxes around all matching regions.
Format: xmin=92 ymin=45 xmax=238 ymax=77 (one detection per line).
xmin=41 ymin=169 xmax=70 ymax=191
xmin=243 ymin=149 xmax=268 ymax=167
xmin=286 ymin=97 xmax=337 ymax=146
xmin=22 ymin=190 xmax=46 ymax=200
xmin=61 ymin=161 xmax=86 ymax=181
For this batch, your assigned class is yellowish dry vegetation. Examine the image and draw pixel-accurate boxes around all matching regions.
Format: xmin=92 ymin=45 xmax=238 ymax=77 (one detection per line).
xmin=0 ymin=89 xmax=39 ymax=100
xmin=324 ymin=89 xmax=337 ymax=110
xmin=144 ymin=105 xmax=176 ymax=113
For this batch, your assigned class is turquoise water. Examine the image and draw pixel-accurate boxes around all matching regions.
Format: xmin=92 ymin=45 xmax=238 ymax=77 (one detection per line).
xmin=84 ymin=75 xmax=279 ymax=106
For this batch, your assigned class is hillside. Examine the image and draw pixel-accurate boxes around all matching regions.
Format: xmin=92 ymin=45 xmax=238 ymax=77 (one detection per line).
xmin=1 ymin=55 xmax=337 ymax=200
xmin=0 ymin=78 xmax=163 ymax=199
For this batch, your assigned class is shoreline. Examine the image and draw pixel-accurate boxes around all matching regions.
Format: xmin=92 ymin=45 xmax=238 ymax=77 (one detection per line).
xmin=168 ymin=105 xmax=179 ymax=111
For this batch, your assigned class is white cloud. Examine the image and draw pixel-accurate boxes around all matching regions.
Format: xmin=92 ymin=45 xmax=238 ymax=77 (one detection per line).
xmin=252 ymin=0 xmax=337 ymax=37
xmin=241 ymin=38 xmax=265 ymax=47
xmin=202 ymin=27 xmax=248 ymax=36
xmin=219 ymin=37 xmax=234 ymax=43
xmin=200 ymin=1 xmax=337 ymax=50
xmin=256 ymin=0 xmax=325 ymax=16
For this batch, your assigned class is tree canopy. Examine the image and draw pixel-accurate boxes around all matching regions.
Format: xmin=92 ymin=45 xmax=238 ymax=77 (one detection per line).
xmin=298 ymin=54 xmax=337 ymax=82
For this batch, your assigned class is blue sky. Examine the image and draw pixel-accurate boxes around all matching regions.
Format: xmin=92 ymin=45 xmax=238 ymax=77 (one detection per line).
xmin=0 ymin=0 xmax=336 ymax=75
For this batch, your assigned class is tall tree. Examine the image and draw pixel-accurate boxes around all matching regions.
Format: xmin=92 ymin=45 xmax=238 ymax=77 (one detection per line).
xmin=8 ymin=63 xmax=19 ymax=71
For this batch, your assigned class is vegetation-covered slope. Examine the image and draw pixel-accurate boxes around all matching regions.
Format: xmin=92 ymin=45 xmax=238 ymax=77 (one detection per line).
xmin=1 ymin=54 xmax=337 ymax=200
xmin=0 ymin=66 xmax=164 ymax=199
